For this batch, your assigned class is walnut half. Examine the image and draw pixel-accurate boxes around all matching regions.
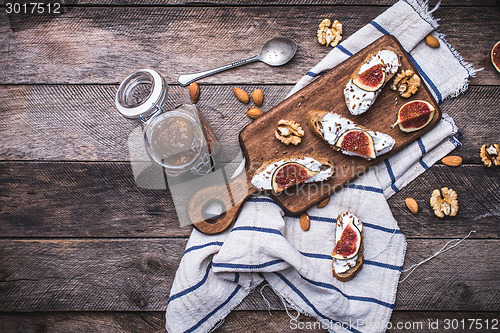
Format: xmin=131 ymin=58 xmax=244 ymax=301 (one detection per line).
xmin=275 ymin=120 xmax=304 ymax=146
xmin=430 ymin=187 xmax=458 ymax=218
xmin=480 ymin=144 xmax=500 ymax=167
xmin=317 ymin=19 xmax=342 ymax=47
xmin=390 ymin=69 xmax=421 ymax=98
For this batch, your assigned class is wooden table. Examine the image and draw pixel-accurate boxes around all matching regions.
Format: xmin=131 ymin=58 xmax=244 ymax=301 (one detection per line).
xmin=1 ymin=1 xmax=498 ymax=332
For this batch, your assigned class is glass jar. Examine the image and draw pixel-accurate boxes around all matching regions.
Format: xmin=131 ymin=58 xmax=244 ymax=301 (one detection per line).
xmin=116 ymin=69 xmax=215 ymax=176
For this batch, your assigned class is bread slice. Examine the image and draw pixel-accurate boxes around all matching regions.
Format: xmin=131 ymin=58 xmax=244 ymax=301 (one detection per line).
xmin=331 ymin=212 xmax=364 ymax=282
xmin=307 ymin=110 xmax=396 ymax=160
xmin=348 ymin=46 xmax=401 ymax=85
xmin=332 ymin=235 xmax=364 ymax=282
xmin=306 ymin=110 xmax=371 ymax=152
xmin=250 ymin=154 xmax=335 ymax=192
xmin=344 ymin=47 xmax=401 ymax=115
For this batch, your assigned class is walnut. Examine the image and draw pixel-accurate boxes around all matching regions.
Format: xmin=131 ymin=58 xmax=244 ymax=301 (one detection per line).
xmin=317 ymin=19 xmax=342 ymax=47
xmin=390 ymin=69 xmax=421 ymax=98
xmin=430 ymin=187 xmax=458 ymax=218
xmin=480 ymin=144 xmax=500 ymax=167
xmin=275 ymin=120 xmax=304 ymax=146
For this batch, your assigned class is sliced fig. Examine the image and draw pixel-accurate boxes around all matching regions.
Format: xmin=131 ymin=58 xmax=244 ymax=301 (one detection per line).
xmin=271 ymin=162 xmax=317 ymax=194
xmin=335 ymin=129 xmax=376 ymax=159
xmin=392 ymin=100 xmax=435 ymax=133
xmin=332 ymin=220 xmax=361 ymax=259
xmin=492 ymin=41 xmax=500 ymax=73
xmin=352 ymin=63 xmax=386 ymax=92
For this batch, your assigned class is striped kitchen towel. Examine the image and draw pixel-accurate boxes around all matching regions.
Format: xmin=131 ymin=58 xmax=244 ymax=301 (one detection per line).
xmin=165 ymin=1 xmax=478 ymax=332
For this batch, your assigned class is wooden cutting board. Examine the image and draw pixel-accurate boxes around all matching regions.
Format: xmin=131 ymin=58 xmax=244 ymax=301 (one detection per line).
xmin=190 ymin=35 xmax=441 ymax=234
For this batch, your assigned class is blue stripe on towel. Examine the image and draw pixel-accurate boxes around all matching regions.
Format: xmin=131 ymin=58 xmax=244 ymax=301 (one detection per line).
xmin=364 ymin=260 xmax=403 ymax=271
xmin=346 ymin=183 xmax=384 ymax=194
xmin=299 ymin=251 xmax=403 ymax=271
xmin=232 ymin=226 xmax=283 ymax=236
xmin=363 ymin=221 xmax=402 ymax=234
xmin=308 ymin=215 xmax=336 ymax=223
xmin=337 ymin=44 xmax=353 ymax=56
xmin=169 ymin=263 xmax=212 ymax=302
xmin=212 ymin=259 xmax=284 ymax=270
xmin=417 ymin=138 xmax=427 ymax=155
xmin=299 ymin=251 xmax=332 ymax=260
xmin=274 ymin=272 xmax=361 ymax=333
xmin=300 ymin=275 xmax=395 ymax=309
xmin=370 ymin=20 xmax=390 ymax=35
xmin=449 ymin=136 xmax=461 ymax=147
xmin=384 ymin=159 xmax=400 ymax=193
xmin=247 ymin=197 xmax=277 ymax=205
xmin=185 ymin=285 xmax=242 ymax=333
xmin=407 ymin=53 xmax=443 ymax=103
xmin=287 ymin=214 xmax=402 ymax=235
xmin=184 ymin=241 xmax=224 ymax=255
xmin=306 ymin=70 xmax=328 ymax=77
xmin=417 ymin=138 xmax=430 ymax=170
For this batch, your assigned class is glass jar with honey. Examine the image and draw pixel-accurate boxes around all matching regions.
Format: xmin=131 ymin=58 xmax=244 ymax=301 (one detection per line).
xmin=116 ymin=69 xmax=215 ymax=176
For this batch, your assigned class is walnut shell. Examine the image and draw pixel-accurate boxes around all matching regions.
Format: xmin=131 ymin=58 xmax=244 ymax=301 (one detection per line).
xmin=275 ymin=119 xmax=304 ymax=146
xmin=317 ymin=19 xmax=342 ymax=47
xmin=390 ymin=69 xmax=421 ymax=98
xmin=480 ymin=144 xmax=500 ymax=167
xmin=430 ymin=187 xmax=458 ymax=218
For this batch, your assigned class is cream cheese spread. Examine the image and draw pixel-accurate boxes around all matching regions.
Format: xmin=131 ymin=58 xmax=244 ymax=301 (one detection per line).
xmin=333 ymin=212 xmax=363 ymax=274
xmin=344 ymin=49 xmax=400 ymax=115
xmin=251 ymin=157 xmax=333 ymax=191
xmin=320 ymin=112 xmax=395 ymax=159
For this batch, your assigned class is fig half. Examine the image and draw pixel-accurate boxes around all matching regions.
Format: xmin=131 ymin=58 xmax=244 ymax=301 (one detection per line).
xmin=352 ymin=63 xmax=386 ymax=92
xmin=335 ymin=129 xmax=376 ymax=159
xmin=392 ymin=100 xmax=435 ymax=133
xmin=492 ymin=41 xmax=500 ymax=73
xmin=332 ymin=219 xmax=361 ymax=259
xmin=271 ymin=162 xmax=317 ymax=194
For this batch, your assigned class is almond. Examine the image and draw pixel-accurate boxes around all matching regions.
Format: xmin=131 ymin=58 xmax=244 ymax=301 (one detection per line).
xmin=441 ymin=155 xmax=462 ymax=167
xmin=425 ymin=34 xmax=440 ymax=48
xmin=300 ymin=212 xmax=310 ymax=231
xmin=317 ymin=197 xmax=330 ymax=208
xmin=189 ymin=82 xmax=200 ymax=103
xmin=246 ymin=107 xmax=263 ymax=120
xmin=233 ymin=87 xmax=250 ymax=104
xmin=405 ymin=197 xmax=419 ymax=214
xmin=252 ymin=89 xmax=264 ymax=107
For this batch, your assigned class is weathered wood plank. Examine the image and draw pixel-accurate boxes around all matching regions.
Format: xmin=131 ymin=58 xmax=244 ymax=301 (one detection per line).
xmin=0 ymin=85 xmax=497 ymax=162
xmin=0 ymin=161 xmax=191 ymax=237
xmin=40 ymin=0 xmax=500 ymax=6
xmin=0 ymin=239 xmax=498 ymax=311
xmin=388 ymin=164 xmax=500 ymax=239
xmin=1 ymin=162 xmax=498 ymax=238
xmin=1 ymin=6 xmax=498 ymax=85
xmin=223 ymin=311 xmax=500 ymax=332
xmin=0 ymin=311 xmax=499 ymax=333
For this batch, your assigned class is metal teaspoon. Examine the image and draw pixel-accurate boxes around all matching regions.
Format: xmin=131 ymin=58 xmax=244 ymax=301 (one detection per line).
xmin=177 ymin=37 xmax=298 ymax=86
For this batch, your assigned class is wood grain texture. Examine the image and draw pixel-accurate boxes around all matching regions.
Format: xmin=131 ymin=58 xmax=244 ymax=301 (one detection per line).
xmin=1 ymin=6 xmax=498 ymax=85
xmin=222 ymin=311 xmax=500 ymax=332
xmin=0 ymin=311 xmax=499 ymax=333
xmin=1 ymin=84 xmax=497 ymax=163
xmin=1 ymin=162 xmax=498 ymax=238
xmin=241 ymin=35 xmax=440 ymax=214
xmin=0 ymin=0 xmax=497 ymax=329
xmin=0 ymin=161 xmax=193 ymax=237
xmin=389 ymin=165 xmax=500 ymax=239
xmin=0 ymin=239 xmax=498 ymax=311
xmin=33 ymin=0 xmax=500 ymax=6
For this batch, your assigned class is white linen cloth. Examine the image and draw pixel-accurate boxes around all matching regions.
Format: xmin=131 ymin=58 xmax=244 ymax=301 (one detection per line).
xmin=166 ymin=1 xmax=477 ymax=332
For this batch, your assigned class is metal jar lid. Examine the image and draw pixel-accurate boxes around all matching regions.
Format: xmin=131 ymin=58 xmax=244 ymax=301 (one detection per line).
xmin=115 ymin=69 xmax=168 ymax=120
